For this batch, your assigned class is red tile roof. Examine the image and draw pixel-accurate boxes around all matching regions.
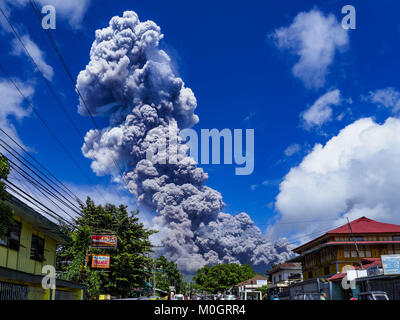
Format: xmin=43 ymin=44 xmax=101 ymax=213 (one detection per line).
xmin=328 ymin=217 xmax=400 ymax=234
xmin=293 ymin=217 xmax=400 ymax=253
xmin=328 ymin=272 xmax=346 ymax=282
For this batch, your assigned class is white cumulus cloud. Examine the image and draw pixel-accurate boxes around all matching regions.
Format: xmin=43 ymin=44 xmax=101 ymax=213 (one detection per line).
xmin=364 ymin=87 xmax=400 ymax=114
xmin=273 ymin=117 xmax=400 ymax=242
xmin=272 ymin=9 xmax=349 ymax=89
xmin=0 ymin=78 xmax=34 ymax=147
xmin=301 ymin=89 xmax=342 ymax=129
xmin=284 ymin=143 xmax=301 ymax=157
xmin=11 ymin=35 xmax=54 ymax=80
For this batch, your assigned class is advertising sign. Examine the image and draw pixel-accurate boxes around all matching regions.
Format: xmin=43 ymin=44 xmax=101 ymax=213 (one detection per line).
xmin=91 ymin=254 xmax=110 ymax=269
xmin=381 ymin=254 xmax=400 ymax=275
xmin=91 ymin=235 xmax=117 ymax=249
xmin=366 ymin=265 xmax=379 ymax=277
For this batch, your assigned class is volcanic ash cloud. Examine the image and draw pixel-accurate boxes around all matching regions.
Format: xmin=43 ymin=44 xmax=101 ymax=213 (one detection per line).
xmin=77 ymin=11 xmax=293 ymax=272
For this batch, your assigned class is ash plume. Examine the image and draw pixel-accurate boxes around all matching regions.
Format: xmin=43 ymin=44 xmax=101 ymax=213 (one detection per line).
xmin=77 ymin=11 xmax=293 ymax=273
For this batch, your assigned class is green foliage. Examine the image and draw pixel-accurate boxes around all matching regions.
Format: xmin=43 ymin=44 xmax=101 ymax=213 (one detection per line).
xmin=58 ymin=197 xmax=156 ymax=299
xmin=0 ymin=156 xmax=14 ymax=240
xmin=154 ymin=255 xmax=185 ymax=295
xmin=259 ymin=284 xmax=269 ymax=295
xmin=193 ymin=263 xmax=256 ymax=294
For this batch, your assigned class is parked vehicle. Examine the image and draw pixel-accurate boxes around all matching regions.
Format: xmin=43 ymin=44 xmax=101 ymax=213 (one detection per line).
xmin=292 ymin=292 xmax=323 ymax=300
xmin=225 ymin=295 xmax=236 ymax=300
xmin=174 ymin=294 xmax=184 ymax=300
xmin=357 ymin=291 xmax=389 ymax=300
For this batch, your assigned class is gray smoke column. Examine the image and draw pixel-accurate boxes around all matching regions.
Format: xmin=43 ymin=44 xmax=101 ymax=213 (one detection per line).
xmin=77 ymin=11 xmax=293 ymax=272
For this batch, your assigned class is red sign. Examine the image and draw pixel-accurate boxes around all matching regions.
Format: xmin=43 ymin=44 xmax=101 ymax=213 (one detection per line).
xmin=91 ymin=254 xmax=110 ymax=269
xmin=91 ymin=235 xmax=117 ymax=248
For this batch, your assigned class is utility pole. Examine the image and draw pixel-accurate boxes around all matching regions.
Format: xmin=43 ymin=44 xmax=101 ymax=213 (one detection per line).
xmin=347 ymin=218 xmax=371 ymax=291
xmin=153 ymin=259 xmax=156 ymax=296
xmin=149 ymin=245 xmax=164 ymax=297
xmin=347 ymin=217 xmax=363 ymax=268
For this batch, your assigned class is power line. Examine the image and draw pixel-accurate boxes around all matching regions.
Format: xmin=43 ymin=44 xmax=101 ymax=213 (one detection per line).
xmin=0 ymin=62 xmax=108 ymax=204
xmin=285 ymin=222 xmax=348 ymax=246
xmin=27 ymin=0 xmax=125 ymax=179
xmin=3 ymin=154 xmax=81 ymax=221
xmin=0 ymin=7 xmax=110 ymax=204
xmin=0 ymin=138 xmax=82 ymax=213
xmin=8 ymin=173 xmax=78 ymax=225
xmin=28 ymin=0 xmax=102 ymax=130
xmin=0 ymin=5 xmax=86 ymax=143
xmin=4 ymin=179 xmax=75 ymax=227
xmin=1 ymin=150 xmax=79 ymax=223
xmin=0 ymin=127 xmax=81 ymax=202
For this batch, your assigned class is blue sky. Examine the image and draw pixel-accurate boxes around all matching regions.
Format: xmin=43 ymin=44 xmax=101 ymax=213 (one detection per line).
xmin=2 ymin=0 xmax=400 ymax=244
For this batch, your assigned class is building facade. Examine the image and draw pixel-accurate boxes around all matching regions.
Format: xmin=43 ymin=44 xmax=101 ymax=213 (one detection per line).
xmin=0 ymin=196 xmax=84 ymax=300
xmin=266 ymin=262 xmax=303 ymax=299
xmin=267 ymin=262 xmax=303 ymax=285
xmin=291 ymin=217 xmax=400 ymax=281
xmin=233 ymin=275 xmax=268 ymax=300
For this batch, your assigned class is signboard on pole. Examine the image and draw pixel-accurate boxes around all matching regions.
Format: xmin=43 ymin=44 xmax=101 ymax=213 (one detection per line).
xmin=91 ymin=254 xmax=110 ymax=269
xmin=91 ymin=235 xmax=117 ymax=249
xmin=366 ymin=265 xmax=379 ymax=277
xmin=381 ymin=254 xmax=400 ymax=275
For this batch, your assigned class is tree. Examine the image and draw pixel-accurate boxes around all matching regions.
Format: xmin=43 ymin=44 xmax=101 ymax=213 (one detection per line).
xmin=0 ymin=156 xmax=14 ymax=241
xmin=58 ymin=197 xmax=156 ymax=299
xmin=259 ymin=284 xmax=269 ymax=299
xmin=193 ymin=263 xmax=255 ymax=294
xmin=154 ymin=256 xmax=185 ymax=295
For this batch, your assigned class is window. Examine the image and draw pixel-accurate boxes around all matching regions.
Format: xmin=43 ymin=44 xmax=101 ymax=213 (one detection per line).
xmin=344 ymin=246 xmax=350 ymax=258
xmin=359 ymin=246 xmax=365 ymax=257
xmin=324 ymin=266 xmax=330 ymax=275
xmin=365 ymin=246 xmax=371 ymax=257
xmin=393 ymin=236 xmax=400 ymax=241
xmin=308 ymin=271 xmax=313 ymax=279
xmin=351 ymin=236 xmax=363 ymax=242
xmin=30 ymin=235 xmax=45 ymax=262
xmin=0 ymin=221 xmax=22 ymax=251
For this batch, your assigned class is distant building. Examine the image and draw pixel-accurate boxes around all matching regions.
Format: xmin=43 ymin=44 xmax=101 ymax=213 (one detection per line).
xmin=233 ymin=275 xmax=268 ymax=300
xmin=290 ymin=217 xmax=400 ymax=281
xmin=267 ymin=262 xmax=303 ymax=285
xmin=266 ymin=262 xmax=303 ymax=300
xmin=0 ymin=196 xmax=84 ymax=300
